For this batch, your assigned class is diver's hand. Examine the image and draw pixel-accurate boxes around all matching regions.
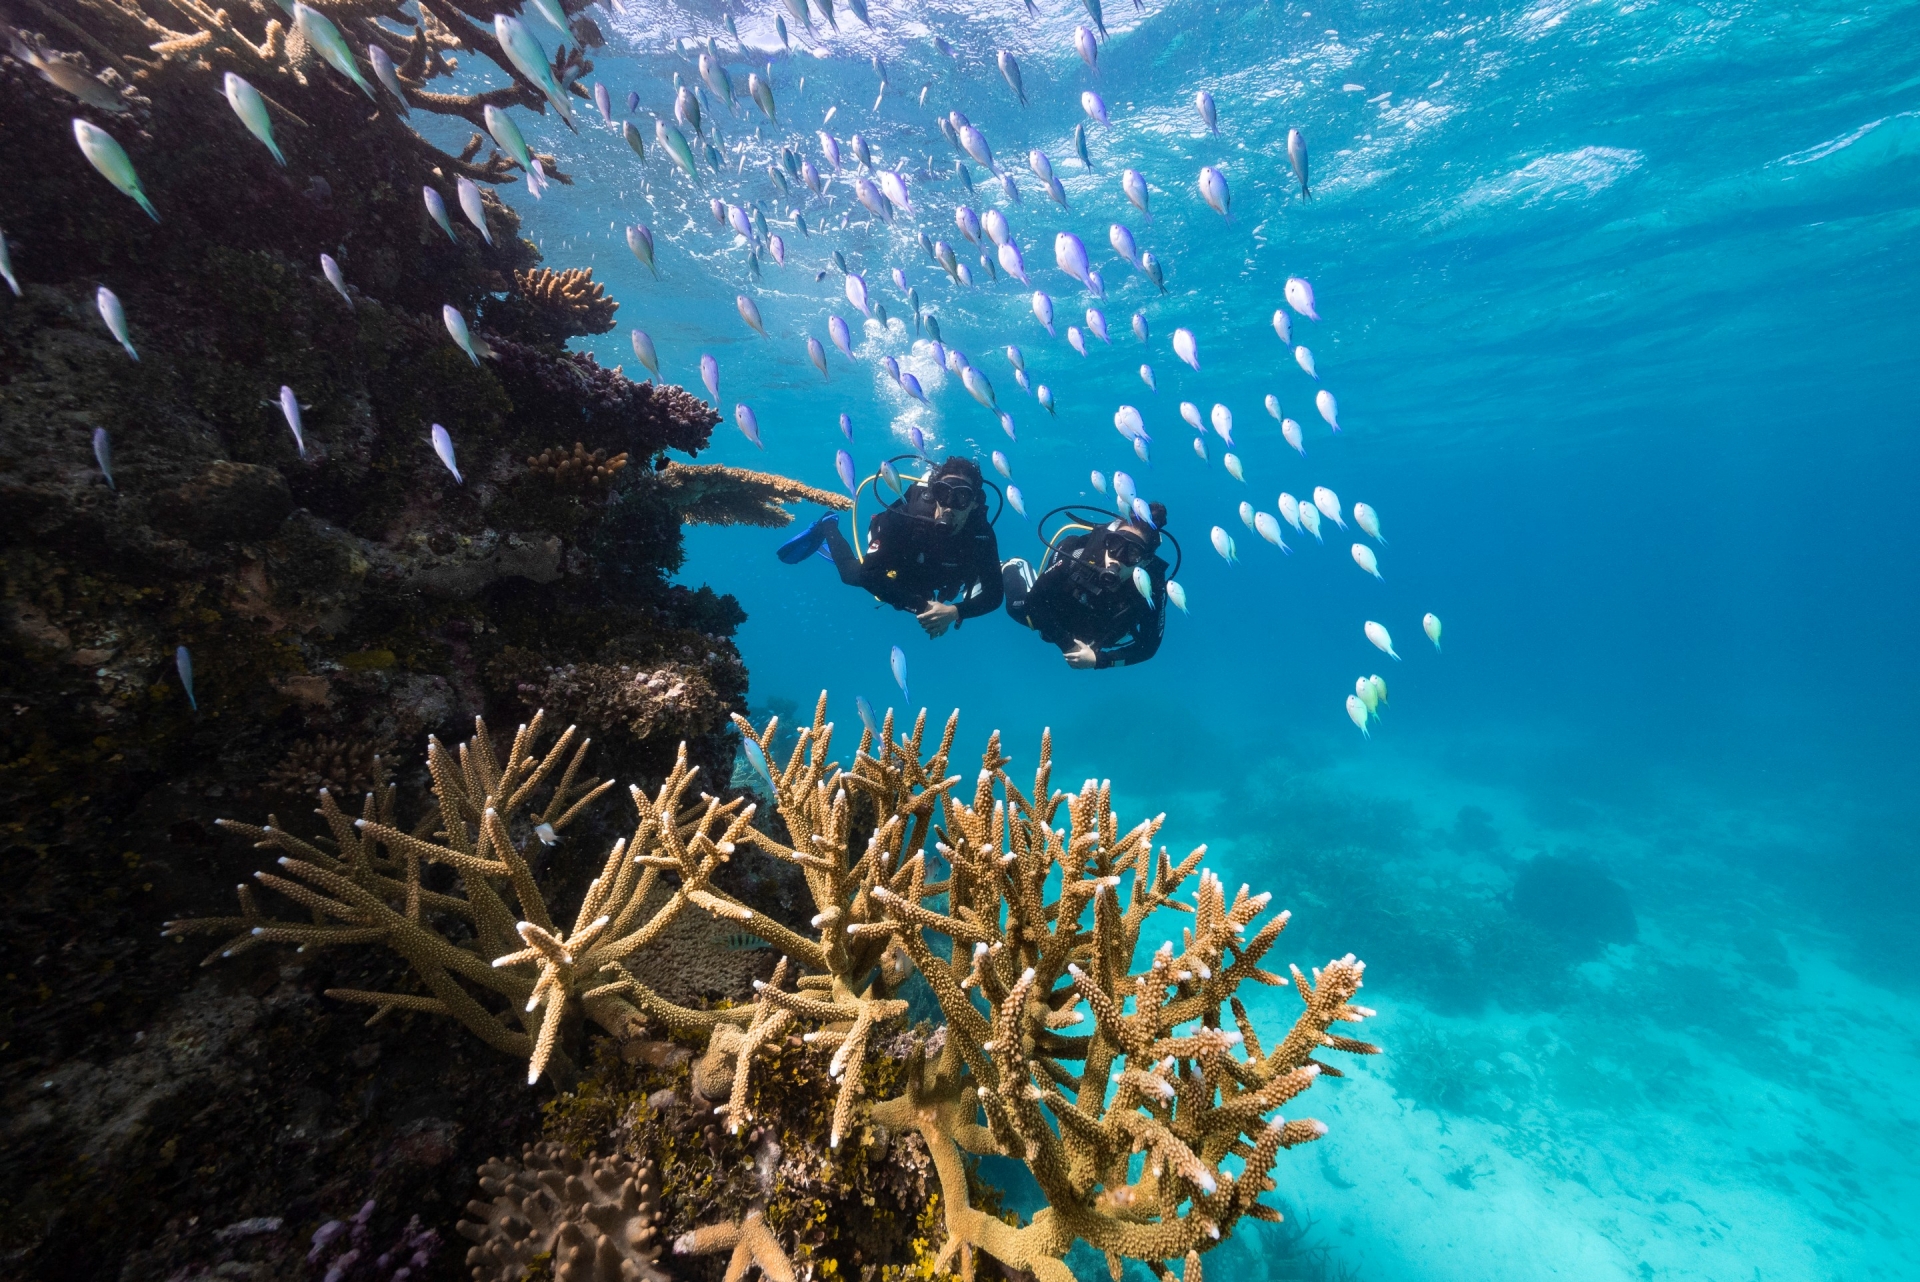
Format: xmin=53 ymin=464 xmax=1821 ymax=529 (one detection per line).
xmin=918 ymin=601 xmax=959 ymax=637
xmin=1064 ymin=641 xmax=1099 ymax=669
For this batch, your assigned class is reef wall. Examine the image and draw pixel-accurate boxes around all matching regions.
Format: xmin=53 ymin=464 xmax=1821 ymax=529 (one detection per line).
xmin=0 ymin=6 xmax=806 ymax=1274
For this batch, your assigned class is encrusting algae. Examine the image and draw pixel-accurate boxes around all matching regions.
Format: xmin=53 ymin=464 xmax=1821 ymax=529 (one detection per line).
xmin=172 ymin=694 xmax=1379 ymax=1282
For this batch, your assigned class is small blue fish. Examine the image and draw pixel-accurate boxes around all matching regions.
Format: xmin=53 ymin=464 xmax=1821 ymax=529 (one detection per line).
xmin=443 ymin=305 xmax=480 ymax=364
xmin=1132 ymin=565 xmax=1153 ymax=602
xmin=900 ymin=372 xmax=927 ymax=403
xmin=741 ymin=735 xmax=777 ymax=793
xmin=1166 ymin=581 xmax=1189 ymax=614
xmin=631 ymin=330 xmax=660 ymax=380
xmin=594 ymin=82 xmax=613 ymax=126
xmin=278 ymin=385 xmax=307 ymax=459
xmin=880 ymin=459 xmax=902 ymax=496
xmin=320 ymin=254 xmax=351 ymax=307
xmin=92 ymin=426 xmax=114 ymax=489
xmin=829 ymin=315 xmax=852 ymax=359
xmin=735 ymin=403 xmax=764 ymax=448
xmin=807 ymin=336 xmax=829 ymax=379
xmin=1133 ymin=311 xmax=1150 ymax=343
xmin=1006 ymin=484 xmax=1027 ymax=518
xmin=369 ymin=45 xmax=410 ymax=115
xmin=836 ymin=448 xmax=857 ymax=493
xmin=96 ymin=286 xmax=136 ymax=360
xmin=1037 ymin=385 xmax=1055 ymax=415
xmin=700 ymin=354 xmax=720 ymax=402
xmin=890 ymin=645 xmax=909 ymax=705
xmin=456 ymin=176 xmax=491 ymax=245
xmin=423 ymin=186 xmax=456 ymax=241
xmin=855 ymin=695 xmax=880 ymax=743
xmin=626 ymin=90 xmax=640 ymax=114
xmin=176 ymin=644 xmax=197 ymax=710
xmin=431 ymin=422 xmax=462 ymax=484
xmin=1074 ymin=123 xmax=1093 ymax=171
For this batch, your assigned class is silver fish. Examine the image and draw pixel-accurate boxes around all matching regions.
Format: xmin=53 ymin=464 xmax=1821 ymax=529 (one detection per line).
xmin=73 ymin=120 xmax=157 ymax=221
xmin=423 ymin=186 xmax=456 ymax=240
xmin=278 ymin=384 xmax=307 ymax=459
xmin=369 ymin=44 xmax=410 ymax=115
xmin=631 ymin=330 xmax=660 ymax=380
xmin=455 ymin=175 xmax=492 ymax=245
xmin=0 ymin=228 xmax=17 ymax=296
xmin=998 ymin=51 xmax=1027 ymax=106
xmin=1288 ymin=127 xmax=1311 ymax=199
xmin=431 ymin=422 xmax=463 ymax=484
xmin=92 ymin=426 xmax=114 ymax=489
xmin=96 ymin=286 xmax=136 ymax=360
xmin=320 ymin=253 xmax=351 ymax=307
xmin=1074 ymin=123 xmax=1093 ymax=170
xmin=176 ymin=645 xmax=197 ymax=711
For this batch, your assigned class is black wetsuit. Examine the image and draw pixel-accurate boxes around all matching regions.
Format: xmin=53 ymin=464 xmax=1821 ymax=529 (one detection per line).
xmin=826 ymin=486 xmax=1003 ymax=623
xmin=1005 ymin=527 xmax=1166 ymax=669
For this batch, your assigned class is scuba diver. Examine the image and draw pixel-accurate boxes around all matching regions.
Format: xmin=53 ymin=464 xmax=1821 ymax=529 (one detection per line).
xmin=779 ymin=455 xmax=1004 ymax=638
xmin=1003 ymin=503 xmax=1172 ymax=669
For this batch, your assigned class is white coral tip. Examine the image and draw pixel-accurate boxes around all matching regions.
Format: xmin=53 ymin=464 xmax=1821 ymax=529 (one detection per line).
xmin=250 ymin=927 xmax=265 ymax=936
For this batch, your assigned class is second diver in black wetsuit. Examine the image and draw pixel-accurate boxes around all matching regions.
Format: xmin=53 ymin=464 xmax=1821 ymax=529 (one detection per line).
xmin=1002 ymin=504 xmax=1169 ymax=669
xmin=780 ymin=456 xmax=1003 ymax=638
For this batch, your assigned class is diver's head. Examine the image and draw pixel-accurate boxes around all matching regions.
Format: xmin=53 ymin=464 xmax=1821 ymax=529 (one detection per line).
xmin=1101 ymin=502 xmax=1167 ymax=569
xmin=924 ymin=456 xmax=984 ymax=529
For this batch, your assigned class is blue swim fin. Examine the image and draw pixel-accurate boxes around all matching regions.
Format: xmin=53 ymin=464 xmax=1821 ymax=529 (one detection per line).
xmin=777 ymin=512 xmax=839 ymax=564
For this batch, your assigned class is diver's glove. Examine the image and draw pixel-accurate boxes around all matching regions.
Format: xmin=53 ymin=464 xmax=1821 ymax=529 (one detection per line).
xmin=776 ymin=511 xmax=840 ymax=564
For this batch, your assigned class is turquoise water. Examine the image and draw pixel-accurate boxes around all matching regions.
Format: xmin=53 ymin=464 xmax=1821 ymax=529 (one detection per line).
xmin=506 ymin=2 xmax=1918 ymax=1277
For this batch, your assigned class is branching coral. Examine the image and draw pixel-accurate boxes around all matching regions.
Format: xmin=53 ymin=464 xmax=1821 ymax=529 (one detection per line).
xmin=528 ymin=442 xmax=630 ymax=492
xmin=173 ymin=696 xmax=1376 ymax=1279
xmin=513 ymin=266 xmax=618 ymax=338
xmin=459 ymin=1141 xmax=670 ymax=1282
xmin=164 ymin=711 xmax=762 ymax=1085
xmin=652 ymin=463 xmax=853 ymax=529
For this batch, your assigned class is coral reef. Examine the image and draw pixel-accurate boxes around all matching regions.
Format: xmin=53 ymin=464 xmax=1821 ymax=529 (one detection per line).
xmin=188 ymin=694 xmax=1378 ymax=1282
xmin=459 ymin=1142 xmax=668 ymax=1282
xmin=652 ymin=463 xmax=854 ymax=529
xmin=0 ymin=4 xmax=821 ymax=1274
xmin=529 ymin=442 xmax=631 ymax=493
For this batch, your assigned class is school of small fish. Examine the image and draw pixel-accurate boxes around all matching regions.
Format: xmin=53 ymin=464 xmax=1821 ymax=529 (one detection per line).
xmin=31 ymin=0 xmax=1450 ymax=730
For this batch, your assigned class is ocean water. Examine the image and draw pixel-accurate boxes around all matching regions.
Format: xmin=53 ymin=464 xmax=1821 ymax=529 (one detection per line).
xmin=502 ymin=1 xmax=1918 ymax=1277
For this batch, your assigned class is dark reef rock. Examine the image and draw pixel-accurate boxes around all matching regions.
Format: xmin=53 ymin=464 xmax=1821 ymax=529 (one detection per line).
xmin=0 ymin=15 xmax=770 ymax=1279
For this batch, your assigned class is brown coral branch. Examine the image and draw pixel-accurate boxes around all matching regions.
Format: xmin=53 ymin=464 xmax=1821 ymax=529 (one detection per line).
xmin=654 ymin=462 xmax=852 ymax=529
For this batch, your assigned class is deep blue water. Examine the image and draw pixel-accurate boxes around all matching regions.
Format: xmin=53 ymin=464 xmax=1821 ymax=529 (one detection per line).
xmin=495 ymin=0 xmax=1920 ymax=1275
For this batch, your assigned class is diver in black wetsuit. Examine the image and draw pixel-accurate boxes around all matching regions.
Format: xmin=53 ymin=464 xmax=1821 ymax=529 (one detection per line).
xmin=780 ymin=456 xmax=1003 ymax=638
xmin=1002 ymin=504 xmax=1169 ymax=669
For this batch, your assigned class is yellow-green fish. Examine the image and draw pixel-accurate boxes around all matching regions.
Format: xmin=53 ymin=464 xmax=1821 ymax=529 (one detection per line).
xmin=222 ymin=73 xmax=283 ymax=165
xmin=72 ymin=119 xmax=156 ymax=221
xmin=293 ymin=4 xmax=376 ymax=100
xmin=655 ymin=120 xmax=699 ymax=179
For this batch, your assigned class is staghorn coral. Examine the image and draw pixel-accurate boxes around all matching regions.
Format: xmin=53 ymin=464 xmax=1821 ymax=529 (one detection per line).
xmin=458 ymin=1141 xmax=669 ymax=1282
xmin=652 ymin=463 xmax=853 ymax=529
xmin=165 ymin=711 xmax=789 ymax=1085
xmin=723 ymin=699 xmax=1378 ymax=1282
xmin=265 ymin=732 xmax=394 ymax=799
xmin=172 ymin=696 xmax=1375 ymax=1280
xmin=529 ymin=441 xmax=630 ymax=492
xmin=513 ymin=266 xmax=618 ymax=339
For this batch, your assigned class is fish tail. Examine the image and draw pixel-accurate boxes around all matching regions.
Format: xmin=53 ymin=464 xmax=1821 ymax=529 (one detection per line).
xmin=134 ymin=190 xmax=160 ymax=222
